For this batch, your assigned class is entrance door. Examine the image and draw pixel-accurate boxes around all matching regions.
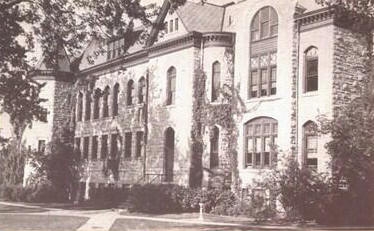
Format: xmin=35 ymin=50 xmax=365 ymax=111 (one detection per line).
xmin=164 ymin=127 xmax=175 ymax=182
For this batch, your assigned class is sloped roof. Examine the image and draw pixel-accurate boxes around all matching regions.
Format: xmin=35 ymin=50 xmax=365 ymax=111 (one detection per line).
xmin=176 ymin=1 xmax=225 ymax=32
xmin=35 ymin=46 xmax=71 ymax=72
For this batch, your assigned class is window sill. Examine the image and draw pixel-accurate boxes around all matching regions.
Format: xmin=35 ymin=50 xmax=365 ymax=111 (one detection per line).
xmin=246 ymin=95 xmax=281 ymax=103
xmin=302 ymin=91 xmax=319 ymax=98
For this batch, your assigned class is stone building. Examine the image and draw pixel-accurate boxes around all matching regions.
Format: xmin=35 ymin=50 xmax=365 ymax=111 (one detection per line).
xmin=23 ymin=0 xmax=370 ymax=193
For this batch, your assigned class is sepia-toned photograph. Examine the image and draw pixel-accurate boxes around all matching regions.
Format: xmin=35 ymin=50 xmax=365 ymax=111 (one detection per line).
xmin=0 ymin=0 xmax=374 ymax=230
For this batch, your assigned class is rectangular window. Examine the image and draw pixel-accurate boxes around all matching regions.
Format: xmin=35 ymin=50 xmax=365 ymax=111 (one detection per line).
xmin=306 ymin=135 xmax=318 ymax=153
xmin=111 ymin=134 xmax=118 ymax=158
xmin=125 ymin=132 xmax=132 ymax=158
xmin=92 ymin=136 xmax=98 ymax=160
xmin=306 ymin=59 xmax=318 ymax=92
xmin=170 ymin=19 xmax=174 ymax=32
xmin=175 ymin=18 xmax=179 ymax=31
xmin=270 ymin=67 xmax=277 ymax=95
xmin=38 ymin=140 xmax=46 ymax=153
xmin=250 ymin=71 xmax=258 ymax=98
xmin=165 ymin=21 xmax=168 ymax=33
xmin=83 ymin=137 xmax=89 ymax=159
xmin=246 ymin=138 xmax=253 ymax=166
xmin=307 ymin=158 xmax=318 ymax=170
xmin=101 ymin=135 xmax=108 ymax=159
xmin=136 ymin=131 xmax=144 ymax=158
xmin=260 ymin=69 xmax=268 ymax=96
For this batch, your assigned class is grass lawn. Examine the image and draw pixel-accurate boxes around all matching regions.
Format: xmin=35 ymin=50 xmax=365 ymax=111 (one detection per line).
xmin=0 ymin=204 xmax=47 ymax=213
xmin=0 ymin=214 xmax=88 ymax=231
xmin=110 ymin=218 xmax=249 ymax=231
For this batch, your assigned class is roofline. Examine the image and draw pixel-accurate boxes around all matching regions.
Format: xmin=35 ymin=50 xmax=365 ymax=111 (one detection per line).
xmin=78 ymin=31 xmax=235 ymax=76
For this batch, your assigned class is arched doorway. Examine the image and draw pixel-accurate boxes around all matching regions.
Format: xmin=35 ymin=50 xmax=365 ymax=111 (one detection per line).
xmin=164 ymin=127 xmax=175 ymax=182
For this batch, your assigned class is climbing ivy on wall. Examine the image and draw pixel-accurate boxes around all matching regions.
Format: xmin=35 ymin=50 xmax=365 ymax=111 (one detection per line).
xmin=190 ymin=48 xmax=241 ymax=196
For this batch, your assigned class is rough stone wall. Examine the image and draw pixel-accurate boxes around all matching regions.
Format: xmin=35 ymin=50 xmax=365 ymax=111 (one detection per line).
xmin=290 ymin=21 xmax=300 ymax=156
xmin=332 ymin=26 xmax=370 ymax=115
xmin=52 ymin=79 xmax=74 ymax=141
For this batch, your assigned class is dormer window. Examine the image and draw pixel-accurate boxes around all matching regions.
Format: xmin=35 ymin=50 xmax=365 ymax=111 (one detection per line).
xmin=170 ymin=19 xmax=174 ymax=32
xmin=107 ymin=38 xmax=125 ymax=60
xmin=164 ymin=18 xmax=179 ymax=34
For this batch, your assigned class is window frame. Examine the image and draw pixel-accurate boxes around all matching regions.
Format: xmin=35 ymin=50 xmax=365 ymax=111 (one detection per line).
xmin=249 ymin=51 xmax=277 ymax=98
xmin=244 ymin=117 xmax=278 ymax=168
xmin=211 ymin=61 xmax=221 ymax=102
xmin=138 ymin=77 xmax=146 ymax=104
xmin=112 ymin=83 xmax=119 ymax=116
xmin=127 ymin=80 xmax=135 ymax=106
xmin=304 ymin=47 xmax=319 ymax=92
xmin=166 ymin=67 xmax=176 ymax=105
xmin=303 ymin=121 xmax=318 ymax=170
xmin=251 ymin=6 xmax=278 ymax=42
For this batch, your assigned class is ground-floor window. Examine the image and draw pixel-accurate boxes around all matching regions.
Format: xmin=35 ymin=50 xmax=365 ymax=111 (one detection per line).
xmin=303 ymin=121 xmax=318 ymax=171
xmin=245 ymin=117 xmax=278 ymax=168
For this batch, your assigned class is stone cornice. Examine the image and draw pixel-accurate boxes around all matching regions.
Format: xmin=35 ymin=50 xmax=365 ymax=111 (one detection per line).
xmin=79 ymin=31 xmax=236 ymax=76
xmin=30 ymin=70 xmax=74 ymax=82
xmin=202 ymin=32 xmax=235 ymax=48
xmin=295 ymin=7 xmax=334 ymax=27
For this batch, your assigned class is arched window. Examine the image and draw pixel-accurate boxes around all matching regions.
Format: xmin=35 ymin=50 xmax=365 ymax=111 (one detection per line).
xmin=166 ymin=67 xmax=176 ymax=105
xmin=127 ymin=80 xmax=134 ymax=106
xmin=84 ymin=92 xmax=91 ymax=121
xmin=305 ymin=47 xmax=318 ymax=92
xmin=249 ymin=6 xmax=278 ymax=99
xmin=212 ymin=61 xmax=221 ymax=102
xmin=210 ymin=126 xmax=219 ymax=169
xmin=112 ymin=83 xmax=119 ymax=116
xmin=102 ymin=86 xmax=110 ymax=117
xmin=164 ymin=127 xmax=175 ymax=182
xmin=138 ymin=77 xmax=146 ymax=104
xmin=93 ymin=88 xmax=101 ymax=119
xmin=245 ymin=117 xmax=278 ymax=168
xmin=303 ymin=121 xmax=318 ymax=170
xmin=251 ymin=6 xmax=278 ymax=41
xmin=77 ymin=92 xmax=83 ymax=122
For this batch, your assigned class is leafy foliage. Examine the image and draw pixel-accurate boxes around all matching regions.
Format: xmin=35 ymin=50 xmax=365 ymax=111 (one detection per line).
xmin=0 ymin=140 xmax=26 ymax=185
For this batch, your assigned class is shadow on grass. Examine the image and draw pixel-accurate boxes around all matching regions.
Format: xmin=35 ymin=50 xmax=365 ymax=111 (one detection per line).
xmin=0 ymin=204 xmax=47 ymax=213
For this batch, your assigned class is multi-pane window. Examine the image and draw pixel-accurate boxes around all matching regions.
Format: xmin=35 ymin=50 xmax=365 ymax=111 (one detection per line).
xmin=136 ymin=131 xmax=144 ymax=158
xmin=211 ymin=61 xmax=221 ymax=102
xmin=38 ymin=140 xmax=46 ymax=153
xmin=112 ymin=83 xmax=119 ymax=116
xmin=111 ymin=134 xmax=119 ymax=158
xmin=305 ymin=47 xmax=318 ymax=92
xmin=138 ymin=77 xmax=146 ymax=104
xmin=303 ymin=121 xmax=318 ymax=170
xmin=77 ymin=92 xmax=83 ymax=121
xmin=124 ymin=132 xmax=132 ymax=158
xmin=210 ymin=126 xmax=219 ymax=169
xmin=249 ymin=52 xmax=277 ymax=98
xmin=102 ymin=86 xmax=110 ymax=117
xmin=175 ymin=18 xmax=179 ymax=31
xmin=101 ymin=135 xmax=108 ymax=159
xmin=93 ymin=89 xmax=101 ymax=119
xmin=107 ymin=38 xmax=125 ymax=60
xmin=245 ymin=117 xmax=277 ymax=168
xmin=127 ymin=80 xmax=134 ymax=106
xmin=251 ymin=6 xmax=278 ymax=41
xmin=85 ymin=92 xmax=91 ymax=121
xmin=167 ymin=67 xmax=176 ymax=105
xmin=92 ymin=136 xmax=98 ymax=160
xmin=83 ymin=137 xmax=89 ymax=159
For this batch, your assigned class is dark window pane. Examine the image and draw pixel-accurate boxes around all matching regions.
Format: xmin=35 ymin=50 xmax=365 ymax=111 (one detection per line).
xmin=264 ymin=152 xmax=270 ymax=166
xmin=125 ymin=132 xmax=132 ymax=158
xmin=92 ymin=136 xmax=98 ymax=160
xmin=101 ymin=135 xmax=108 ymax=159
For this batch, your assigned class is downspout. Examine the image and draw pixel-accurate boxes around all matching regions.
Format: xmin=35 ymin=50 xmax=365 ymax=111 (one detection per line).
xmin=143 ymin=69 xmax=150 ymax=179
xmin=295 ymin=19 xmax=301 ymax=162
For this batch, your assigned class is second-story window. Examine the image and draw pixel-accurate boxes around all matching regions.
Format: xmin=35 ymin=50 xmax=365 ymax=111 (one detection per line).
xmin=251 ymin=6 xmax=278 ymax=41
xmin=138 ymin=77 xmax=146 ymax=104
xmin=103 ymin=86 xmax=110 ymax=118
xmin=127 ymin=80 xmax=134 ymax=106
xmin=113 ymin=83 xmax=119 ymax=116
xmin=124 ymin=132 xmax=132 ymax=158
xmin=85 ymin=92 xmax=91 ymax=121
xmin=305 ymin=47 xmax=318 ymax=92
xmin=93 ymin=89 xmax=101 ymax=119
xmin=249 ymin=52 xmax=277 ymax=98
xmin=211 ymin=61 xmax=221 ymax=102
xmin=166 ymin=67 xmax=176 ymax=105
xmin=77 ymin=92 xmax=83 ymax=122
